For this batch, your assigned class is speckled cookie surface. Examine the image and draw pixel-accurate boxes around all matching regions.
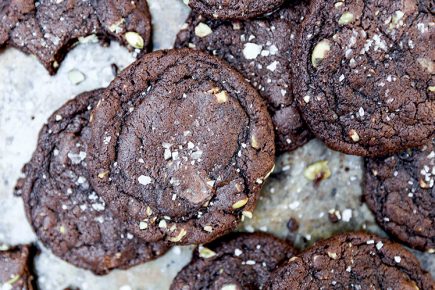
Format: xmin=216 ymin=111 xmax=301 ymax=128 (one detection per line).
xmin=0 ymin=0 xmax=33 ymax=46
xmin=294 ymin=0 xmax=435 ymax=157
xmin=267 ymin=232 xmax=435 ymax=290
xmin=15 ymin=90 xmax=169 ymax=275
xmin=186 ymin=0 xmax=285 ymax=20
xmin=170 ymin=232 xmax=295 ymax=290
xmin=1 ymin=0 xmax=152 ymax=75
xmin=364 ymin=138 xmax=435 ymax=252
xmin=88 ymin=48 xmax=275 ymax=245
xmin=0 ymin=245 xmax=34 ymax=290
xmin=175 ymin=1 xmax=312 ymax=153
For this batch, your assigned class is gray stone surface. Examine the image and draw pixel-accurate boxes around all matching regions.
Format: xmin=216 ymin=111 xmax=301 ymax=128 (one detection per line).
xmin=0 ymin=0 xmax=432 ymax=289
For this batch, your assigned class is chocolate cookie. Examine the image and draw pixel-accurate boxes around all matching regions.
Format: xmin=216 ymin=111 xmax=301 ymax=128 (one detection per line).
xmin=294 ymin=0 xmax=435 ymax=157
xmin=364 ymin=138 xmax=435 ymax=252
xmin=267 ymin=232 xmax=435 ymax=290
xmin=185 ymin=0 xmax=285 ymax=20
xmin=15 ymin=90 xmax=169 ymax=275
xmin=170 ymin=232 xmax=295 ymax=290
xmin=175 ymin=1 xmax=312 ymax=153
xmin=88 ymin=49 xmax=275 ymax=245
xmin=0 ymin=0 xmax=33 ymax=46
xmin=0 ymin=245 xmax=34 ymax=290
xmin=1 ymin=0 xmax=152 ymax=75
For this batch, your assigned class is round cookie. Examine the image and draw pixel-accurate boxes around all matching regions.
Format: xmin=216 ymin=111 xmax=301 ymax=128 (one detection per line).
xmin=266 ymin=232 xmax=435 ymax=290
xmin=364 ymin=138 xmax=435 ymax=252
xmin=15 ymin=90 xmax=169 ymax=275
xmin=185 ymin=0 xmax=285 ymax=20
xmin=294 ymin=0 xmax=435 ymax=157
xmin=88 ymin=49 xmax=275 ymax=245
xmin=175 ymin=1 xmax=312 ymax=153
xmin=0 ymin=245 xmax=34 ymax=290
xmin=170 ymin=232 xmax=296 ymax=290
xmin=2 ymin=0 xmax=152 ymax=75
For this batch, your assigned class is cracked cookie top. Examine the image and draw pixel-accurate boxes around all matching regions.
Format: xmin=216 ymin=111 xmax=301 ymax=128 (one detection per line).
xmin=15 ymin=90 xmax=169 ymax=275
xmin=267 ymin=232 xmax=435 ymax=289
xmin=364 ymin=137 xmax=435 ymax=252
xmin=294 ymin=0 xmax=435 ymax=157
xmin=170 ymin=232 xmax=296 ymax=290
xmin=88 ymin=49 xmax=275 ymax=245
xmin=1 ymin=0 xmax=152 ymax=74
xmin=185 ymin=0 xmax=285 ymax=20
xmin=175 ymin=1 xmax=312 ymax=153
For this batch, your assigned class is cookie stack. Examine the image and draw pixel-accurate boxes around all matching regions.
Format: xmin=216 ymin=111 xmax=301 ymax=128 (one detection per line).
xmin=4 ymin=0 xmax=433 ymax=288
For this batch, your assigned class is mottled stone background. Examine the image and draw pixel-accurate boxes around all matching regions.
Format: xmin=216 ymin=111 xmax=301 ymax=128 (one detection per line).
xmin=0 ymin=1 xmax=432 ymax=289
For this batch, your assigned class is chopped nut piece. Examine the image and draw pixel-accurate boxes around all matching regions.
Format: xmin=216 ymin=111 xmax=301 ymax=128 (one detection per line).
xmin=158 ymin=220 xmax=167 ymax=228
xmin=68 ymin=69 xmax=85 ymax=85
xmin=194 ymin=23 xmax=212 ymax=38
xmin=206 ymin=180 xmax=215 ymax=188
xmin=349 ymin=129 xmax=360 ymax=142
xmin=327 ymin=252 xmax=338 ymax=259
xmin=417 ymin=58 xmax=434 ymax=74
xmin=419 ymin=179 xmax=432 ymax=189
xmin=215 ymin=91 xmax=229 ymax=103
xmin=97 ymin=171 xmax=109 ymax=179
xmin=264 ymin=164 xmax=275 ymax=180
xmin=334 ymin=2 xmax=344 ymax=8
xmin=198 ymin=245 xmax=216 ymax=258
xmin=169 ymin=228 xmax=187 ymax=242
xmin=203 ymin=225 xmax=213 ymax=232
xmin=78 ymin=34 xmax=98 ymax=44
xmin=232 ymin=198 xmax=249 ymax=209
xmin=5 ymin=274 xmax=20 ymax=286
xmin=242 ymin=211 xmax=253 ymax=219
xmin=139 ymin=221 xmax=148 ymax=230
xmin=207 ymin=87 xmax=220 ymax=94
xmin=109 ymin=18 xmax=125 ymax=33
xmin=338 ymin=12 xmax=354 ymax=25
xmin=311 ymin=39 xmax=331 ymax=68
xmin=251 ymin=135 xmax=260 ymax=149
xmin=304 ymin=160 xmax=332 ymax=181
xmin=125 ymin=32 xmax=144 ymax=49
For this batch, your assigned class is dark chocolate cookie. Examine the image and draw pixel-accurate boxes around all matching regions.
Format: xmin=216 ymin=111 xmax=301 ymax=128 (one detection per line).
xmin=0 ymin=0 xmax=33 ymax=46
xmin=88 ymin=49 xmax=275 ymax=245
xmin=294 ymin=0 xmax=435 ymax=157
xmin=0 ymin=245 xmax=34 ymax=290
xmin=1 ymin=0 xmax=152 ymax=75
xmin=170 ymin=232 xmax=296 ymax=290
xmin=15 ymin=90 xmax=169 ymax=275
xmin=266 ymin=232 xmax=435 ymax=290
xmin=175 ymin=1 xmax=312 ymax=153
xmin=185 ymin=0 xmax=285 ymax=20
xmin=364 ymin=138 xmax=435 ymax=252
